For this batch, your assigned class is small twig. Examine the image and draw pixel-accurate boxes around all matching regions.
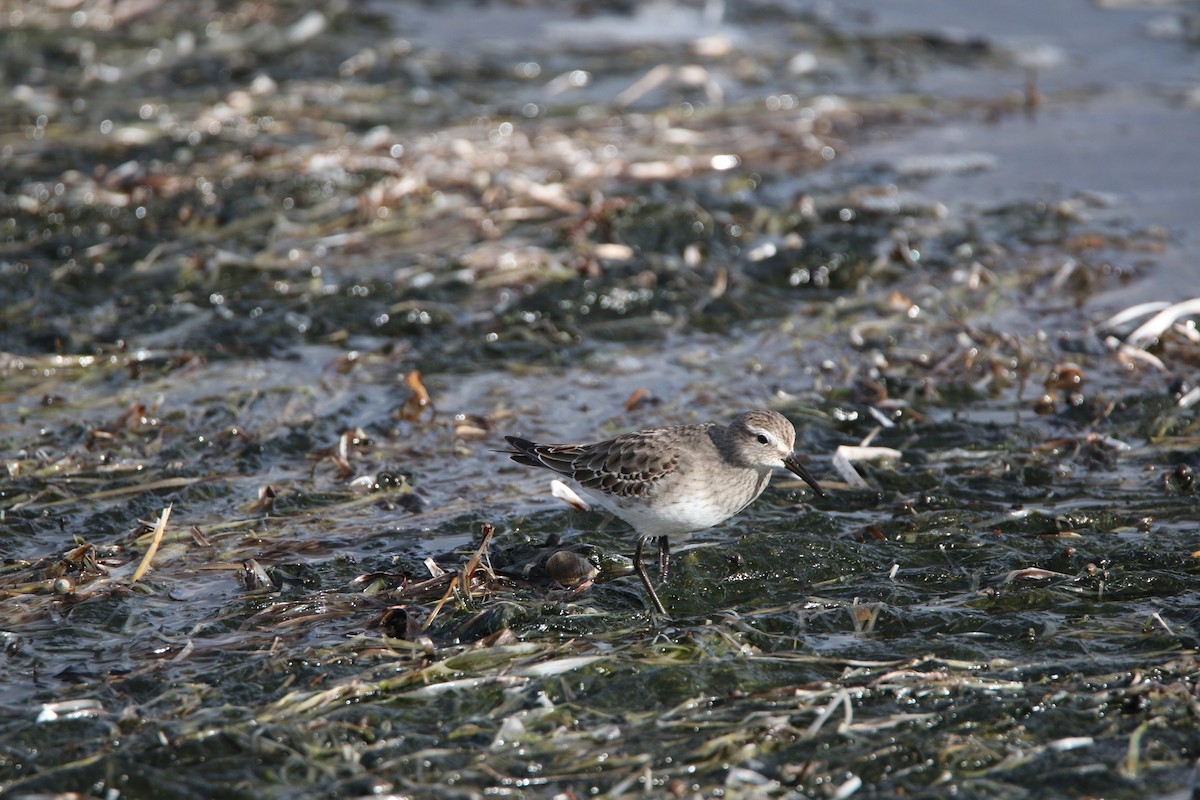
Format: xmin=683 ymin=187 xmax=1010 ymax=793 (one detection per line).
xmin=131 ymin=504 xmax=172 ymax=583
xmin=424 ymin=523 xmax=497 ymax=629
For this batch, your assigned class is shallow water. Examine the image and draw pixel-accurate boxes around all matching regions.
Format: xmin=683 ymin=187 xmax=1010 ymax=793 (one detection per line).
xmin=3 ymin=0 xmax=1200 ymax=797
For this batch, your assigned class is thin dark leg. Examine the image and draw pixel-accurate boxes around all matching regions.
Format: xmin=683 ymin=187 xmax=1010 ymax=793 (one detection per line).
xmin=656 ymin=536 xmax=670 ymax=583
xmin=633 ymin=535 xmax=667 ymax=615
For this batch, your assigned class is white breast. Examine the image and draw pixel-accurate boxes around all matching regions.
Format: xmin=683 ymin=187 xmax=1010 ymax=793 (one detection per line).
xmin=581 ymin=467 xmax=771 ymax=537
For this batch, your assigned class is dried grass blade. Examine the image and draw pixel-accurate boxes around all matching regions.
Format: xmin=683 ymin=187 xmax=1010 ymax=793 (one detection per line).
xmin=805 ymin=688 xmax=853 ymax=738
xmin=424 ymin=580 xmax=459 ymax=629
xmin=20 ymin=477 xmax=203 ymax=510
xmin=131 ymin=504 xmax=172 ymax=583
xmin=459 ymin=523 xmax=497 ymax=594
xmin=424 ymin=524 xmax=498 ymax=628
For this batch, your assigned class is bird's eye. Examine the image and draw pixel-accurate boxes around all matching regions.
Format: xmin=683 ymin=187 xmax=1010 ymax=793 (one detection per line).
xmin=756 ymin=433 xmax=769 ymax=445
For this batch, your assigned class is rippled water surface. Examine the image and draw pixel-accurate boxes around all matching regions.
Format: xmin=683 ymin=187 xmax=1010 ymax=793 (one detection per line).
xmin=3 ymin=1 xmax=1200 ymax=797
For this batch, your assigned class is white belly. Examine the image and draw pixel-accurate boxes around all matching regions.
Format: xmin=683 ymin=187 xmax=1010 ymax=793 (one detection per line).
xmin=581 ymin=468 xmax=770 ymax=537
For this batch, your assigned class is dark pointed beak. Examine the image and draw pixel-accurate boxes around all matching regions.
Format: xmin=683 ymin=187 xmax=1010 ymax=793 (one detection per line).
xmin=784 ymin=453 xmax=825 ymax=497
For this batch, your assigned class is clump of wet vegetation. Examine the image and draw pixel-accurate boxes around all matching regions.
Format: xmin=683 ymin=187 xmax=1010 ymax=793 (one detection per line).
xmin=3 ymin=1 xmax=1200 ymax=797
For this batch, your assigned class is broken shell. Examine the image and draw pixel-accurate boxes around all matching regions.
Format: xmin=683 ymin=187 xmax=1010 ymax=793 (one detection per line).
xmin=542 ymin=550 xmax=598 ymax=586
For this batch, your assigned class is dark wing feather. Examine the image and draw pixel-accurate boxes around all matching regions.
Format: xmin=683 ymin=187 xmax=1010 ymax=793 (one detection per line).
xmin=502 ymin=436 xmax=553 ymax=470
xmin=502 ymin=430 xmax=686 ymax=499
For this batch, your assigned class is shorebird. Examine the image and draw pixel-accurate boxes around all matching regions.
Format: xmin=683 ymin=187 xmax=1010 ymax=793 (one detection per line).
xmin=501 ymin=409 xmax=824 ymax=613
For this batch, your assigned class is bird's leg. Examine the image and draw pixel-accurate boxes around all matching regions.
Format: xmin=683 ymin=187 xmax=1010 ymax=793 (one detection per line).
xmin=633 ymin=535 xmax=668 ymax=615
xmin=656 ymin=536 xmax=670 ymax=583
